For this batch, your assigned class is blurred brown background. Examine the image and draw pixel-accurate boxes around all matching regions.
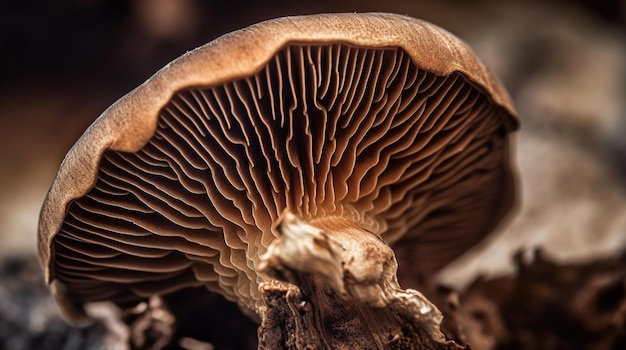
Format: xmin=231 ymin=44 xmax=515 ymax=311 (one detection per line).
xmin=1 ymin=0 xmax=625 ymax=286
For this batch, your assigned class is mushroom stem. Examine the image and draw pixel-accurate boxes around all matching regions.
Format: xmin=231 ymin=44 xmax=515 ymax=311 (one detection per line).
xmin=260 ymin=212 xmax=397 ymax=306
xmin=258 ymin=212 xmax=460 ymax=349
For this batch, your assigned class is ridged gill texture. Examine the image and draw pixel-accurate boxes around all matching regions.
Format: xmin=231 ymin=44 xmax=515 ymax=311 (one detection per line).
xmin=52 ymin=43 xmax=512 ymax=316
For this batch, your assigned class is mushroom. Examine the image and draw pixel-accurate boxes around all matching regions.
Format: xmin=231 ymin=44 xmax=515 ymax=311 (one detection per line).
xmin=38 ymin=13 xmax=518 ymax=348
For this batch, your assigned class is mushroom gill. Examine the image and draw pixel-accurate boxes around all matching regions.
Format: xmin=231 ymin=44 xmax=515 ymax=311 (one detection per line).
xmin=39 ymin=13 xmax=518 ymax=349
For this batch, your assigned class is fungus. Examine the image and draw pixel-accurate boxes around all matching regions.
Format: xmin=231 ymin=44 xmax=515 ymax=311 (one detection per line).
xmin=38 ymin=13 xmax=518 ymax=348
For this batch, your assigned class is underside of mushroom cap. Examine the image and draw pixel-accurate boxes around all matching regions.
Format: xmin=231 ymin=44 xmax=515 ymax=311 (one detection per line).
xmin=38 ymin=13 xmax=518 ymax=323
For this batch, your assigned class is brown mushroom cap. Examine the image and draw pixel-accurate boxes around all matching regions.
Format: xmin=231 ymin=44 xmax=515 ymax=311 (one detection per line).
xmin=38 ymin=13 xmax=518 ymax=322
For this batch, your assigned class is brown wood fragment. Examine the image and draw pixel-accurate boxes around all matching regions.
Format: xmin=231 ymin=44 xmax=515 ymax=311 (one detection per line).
xmin=456 ymin=249 xmax=626 ymax=350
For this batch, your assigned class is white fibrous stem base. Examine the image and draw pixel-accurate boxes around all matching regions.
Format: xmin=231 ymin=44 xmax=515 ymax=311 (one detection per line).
xmin=258 ymin=212 xmax=463 ymax=349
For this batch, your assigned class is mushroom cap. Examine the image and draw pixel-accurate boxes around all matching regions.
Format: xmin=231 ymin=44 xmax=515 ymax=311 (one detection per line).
xmin=38 ymin=13 xmax=518 ymax=322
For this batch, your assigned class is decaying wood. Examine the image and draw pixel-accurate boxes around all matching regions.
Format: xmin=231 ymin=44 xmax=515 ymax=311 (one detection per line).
xmin=258 ymin=279 xmax=465 ymax=350
xmin=456 ymin=249 xmax=626 ymax=349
